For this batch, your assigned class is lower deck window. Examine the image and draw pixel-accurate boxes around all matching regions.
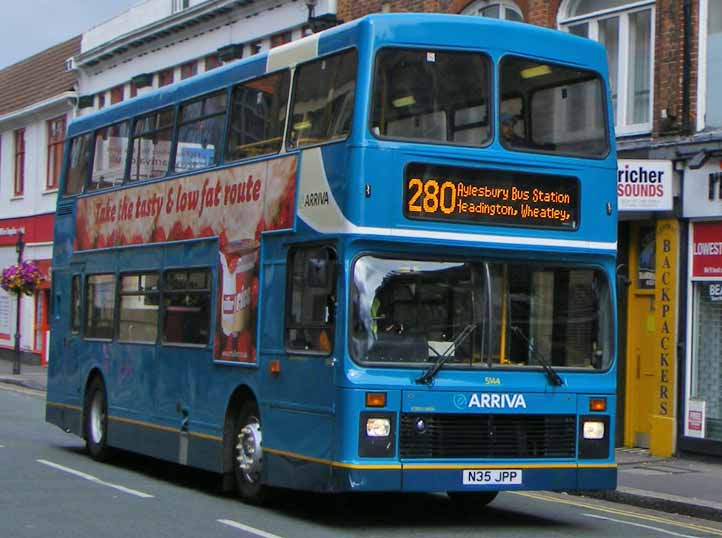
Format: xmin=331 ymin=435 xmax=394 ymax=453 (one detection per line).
xmin=85 ymin=274 xmax=116 ymax=339
xmin=163 ymin=269 xmax=211 ymax=345
xmin=119 ymin=273 xmax=159 ymax=343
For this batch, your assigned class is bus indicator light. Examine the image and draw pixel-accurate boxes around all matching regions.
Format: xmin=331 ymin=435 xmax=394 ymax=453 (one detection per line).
xmin=365 ymin=392 xmax=387 ymax=407
xmin=590 ymin=398 xmax=606 ymax=412
xmin=269 ymin=360 xmax=281 ymax=375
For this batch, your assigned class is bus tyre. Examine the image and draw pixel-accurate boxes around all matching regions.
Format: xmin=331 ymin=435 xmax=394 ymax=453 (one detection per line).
xmin=84 ymin=379 xmax=111 ymax=462
xmin=447 ymin=491 xmax=498 ymax=512
xmin=234 ymin=401 xmax=268 ymax=504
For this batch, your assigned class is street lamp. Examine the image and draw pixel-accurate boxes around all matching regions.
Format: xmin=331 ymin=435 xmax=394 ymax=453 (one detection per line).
xmin=13 ymin=231 xmax=24 ymax=375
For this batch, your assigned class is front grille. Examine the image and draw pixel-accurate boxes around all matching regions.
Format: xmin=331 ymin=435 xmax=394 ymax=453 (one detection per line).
xmin=400 ymin=413 xmax=576 ymax=459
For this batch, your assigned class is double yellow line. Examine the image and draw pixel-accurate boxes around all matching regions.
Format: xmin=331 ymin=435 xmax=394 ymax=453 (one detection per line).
xmin=515 ymin=491 xmax=722 ymax=536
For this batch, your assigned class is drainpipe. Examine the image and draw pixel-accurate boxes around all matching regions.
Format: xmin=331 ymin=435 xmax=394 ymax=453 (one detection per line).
xmin=682 ymin=0 xmax=692 ymax=134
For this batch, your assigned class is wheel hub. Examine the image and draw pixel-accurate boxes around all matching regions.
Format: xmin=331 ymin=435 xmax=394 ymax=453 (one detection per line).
xmin=236 ymin=420 xmax=262 ymax=482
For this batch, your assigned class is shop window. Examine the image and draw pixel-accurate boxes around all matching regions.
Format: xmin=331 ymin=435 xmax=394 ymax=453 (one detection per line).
xmin=85 ymin=274 xmax=116 ymax=340
xmin=129 ymin=107 xmax=174 ymax=181
xmin=47 ymin=116 xmax=66 ymax=190
xmin=14 ymin=129 xmax=25 ymax=197
xmin=461 ymin=0 xmax=524 ymax=21
xmin=226 ymin=70 xmax=290 ymax=161
xmin=90 ymin=120 xmax=130 ymax=190
xmin=174 ymin=91 xmax=227 ymax=172
xmin=118 ymin=273 xmax=160 ymax=343
xmin=559 ymin=0 xmax=653 ymax=135
xmin=286 ymin=246 xmax=337 ymax=354
xmin=287 ymin=49 xmax=356 ymax=149
xmin=162 ymin=269 xmax=211 ymax=345
xmin=64 ymin=132 xmax=94 ymax=195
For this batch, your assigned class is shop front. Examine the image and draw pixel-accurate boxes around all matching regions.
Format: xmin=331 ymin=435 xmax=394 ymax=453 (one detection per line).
xmin=682 ymin=160 xmax=722 ymax=455
xmin=0 ymin=213 xmax=54 ymax=366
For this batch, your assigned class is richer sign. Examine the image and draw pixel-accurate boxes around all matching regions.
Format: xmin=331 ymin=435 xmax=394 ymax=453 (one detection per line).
xmin=404 ymin=163 xmax=578 ymax=230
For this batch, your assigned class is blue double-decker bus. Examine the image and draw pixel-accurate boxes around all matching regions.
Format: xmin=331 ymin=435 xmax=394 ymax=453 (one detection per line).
xmin=47 ymin=13 xmax=617 ymax=508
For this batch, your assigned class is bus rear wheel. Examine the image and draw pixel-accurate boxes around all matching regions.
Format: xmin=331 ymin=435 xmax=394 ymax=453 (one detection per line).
xmin=233 ymin=401 xmax=268 ymax=504
xmin=447 ymin=491 xmax=498 ymax=512
xmin=84 ymin=378 xmax=111 ymax=462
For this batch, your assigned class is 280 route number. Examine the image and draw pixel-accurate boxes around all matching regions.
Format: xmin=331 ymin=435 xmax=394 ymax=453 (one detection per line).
xmin=407 ymin=178 xmax=456 ymax=215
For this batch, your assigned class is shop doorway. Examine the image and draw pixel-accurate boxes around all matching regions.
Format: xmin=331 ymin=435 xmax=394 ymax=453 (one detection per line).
xmin=623 ymin=222 xmax=657 ymax=448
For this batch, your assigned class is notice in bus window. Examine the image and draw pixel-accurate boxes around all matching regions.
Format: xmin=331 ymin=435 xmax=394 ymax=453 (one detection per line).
xmin=404 ymin=163 xmax=578 ymax=230
xmin=74 ymin=155 xmax=298 ymax=363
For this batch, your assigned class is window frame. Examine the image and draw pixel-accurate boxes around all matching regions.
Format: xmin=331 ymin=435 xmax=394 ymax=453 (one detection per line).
xmin=46 ymin=115 xmax=66 ymax=191
xmin=461 ymin=0 xmax=525 ymax=21
xmin=172 ymin=90 xmax=228 ymax=174
xmin=13 ymin=128 xmax=25 ymax=197
xmin=117 ymin=271 xmax=161 ymax=344
xmin=62 ymin=131 xmax=94 ymax=196
xmin=286 ymin=47 xmax=358 ymax=151
xmin=128 ymin=105 xmax=176 ymax=182
xmin=161 ymin=267 xmax=213 ymax=348
xmin=89 ymin=119 xmax=132 ymax=191
xmin=70 ymin=274 xmax=82 ymax=335
xmin=84 ymin=273 xmax=117 ymax=341
xmin=558 ymin=0 xmax=655 ymax=136
xmin=285 ymin=244 xmax=337 ymax=356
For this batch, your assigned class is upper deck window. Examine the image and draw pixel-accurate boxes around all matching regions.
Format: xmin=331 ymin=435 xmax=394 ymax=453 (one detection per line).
xmin=174 ymin=91 xmax=227 ymax=173
xmin=499 ymin=56 xmax=608 ymax=158
xmin=130 ymin=107 xmax=174 ymax=182
xmin=371 ymin=49 xmax=491 ymax=147
xmin=64 ymin=132 xmax=94 ymax=196
xmin=226 ymin=70 xmax=290 ymax=162
xmin=89 ymin=120 xmax=130 ymax=191
xmin=287 ymin=49 xmax=357 ymax=149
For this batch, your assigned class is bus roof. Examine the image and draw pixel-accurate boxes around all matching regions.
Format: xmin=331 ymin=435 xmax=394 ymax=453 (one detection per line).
xmin=68 ymin=13 xmax=607 ymax=137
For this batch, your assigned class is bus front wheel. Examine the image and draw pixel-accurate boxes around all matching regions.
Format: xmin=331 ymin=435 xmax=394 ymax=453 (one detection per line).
xmin=447 ymin=491 xmax=498 ymax=512
xmin=233 ymin=401 xmax=268 ymax=504
xmin=84 ymin=378 xmax=111 ymax=462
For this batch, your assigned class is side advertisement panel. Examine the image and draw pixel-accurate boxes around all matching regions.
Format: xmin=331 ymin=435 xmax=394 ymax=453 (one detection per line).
xmin=75 ymin=156 xmax=298 ymax=363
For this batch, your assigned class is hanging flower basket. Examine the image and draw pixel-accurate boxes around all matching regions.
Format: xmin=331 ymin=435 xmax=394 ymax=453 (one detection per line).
xmin=1 ymin=260 xmax=45 ymax=296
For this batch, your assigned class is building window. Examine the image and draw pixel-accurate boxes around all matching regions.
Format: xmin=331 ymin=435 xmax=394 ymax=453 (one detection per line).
xmin=286 ymin=245 xmax=337 ymax=354
xmin=702 ymin=0 xmax=722 ymax=129
xmin=181 ymin=61 xmax=197 ymax=80
xmin=97 ymin=93 xmax=106 ymax=109
xmin=13 ymin=129 xmax=25 ymax=197
xmin=158 ymin=68 xmax=174 ymax=87
xmin=559 ymin=0 xmax=653 ymax=136
xmin=271 ymin=32 xmax=292 ymax=48
xmin=461 ymin=0 xmax=524 ymax=21
xmin=172 ymin=0 xmax=189 ymax=13
xmin=205 ymin=54 xmax=221 ymax=71
xmin=47 ymin=116 xmax=66 ymax=190
xmin=110 ymin=85 xmax=124 ymax=104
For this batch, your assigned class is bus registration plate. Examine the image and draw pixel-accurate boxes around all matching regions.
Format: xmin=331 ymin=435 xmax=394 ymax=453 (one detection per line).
xmin=463 ymin=469 xmax=522 ymax=485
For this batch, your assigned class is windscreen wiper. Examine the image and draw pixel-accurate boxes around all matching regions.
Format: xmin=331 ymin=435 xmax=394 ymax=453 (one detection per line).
xmin=509 ymin=325 xmax=564 ymax=387
xmin=415 ymin=323 xmax=477 ymax=385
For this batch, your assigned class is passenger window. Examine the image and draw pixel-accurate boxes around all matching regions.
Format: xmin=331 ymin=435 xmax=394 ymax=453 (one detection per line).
xmin=162 ymin=269 xmax=211 ymax=345
xmin=89 ymin=120 xmax=130 ymax=191
xmin=118 ymin=273 xmax=160 ymax=343
xmin=64 ymin=133 xmax=93 ymax=196
xmin=129 ymin=107 xmax=174 ymax=181
xmin=286 ymin=246 xmax=336 ymax=354
xmin=85 ymin=274 xmax=116 ymax=339
xmin=226 ymin=70 xmax=290 ymax=161
xmin=287 ymin=50 xmax=357 ymax=149
xmin=71 ymin=275 xmax=81 ymax=334
xmin=174 ymin=91 xmax=227 ymax=173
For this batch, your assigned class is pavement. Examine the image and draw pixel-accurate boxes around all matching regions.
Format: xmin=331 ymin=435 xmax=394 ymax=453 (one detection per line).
xmin=2 ymin=356 xmax=722 ymax=521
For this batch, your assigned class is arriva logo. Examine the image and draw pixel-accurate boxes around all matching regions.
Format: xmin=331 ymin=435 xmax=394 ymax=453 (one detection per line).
xmin=455 ymin=393 xmax=527 ymax=409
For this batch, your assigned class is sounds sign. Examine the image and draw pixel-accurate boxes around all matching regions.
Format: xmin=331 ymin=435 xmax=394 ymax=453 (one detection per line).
xmin=404 ymin=163 xmax=578 ymax=230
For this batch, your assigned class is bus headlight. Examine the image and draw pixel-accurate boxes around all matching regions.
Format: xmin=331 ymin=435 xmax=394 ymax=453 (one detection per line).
xmin=359 ymin=412 xmax=395 ymax=458
xmin=583 ymin=421 xmax=605 ymax=440
xmin=366 ymin=418 xmax=391 ymax=437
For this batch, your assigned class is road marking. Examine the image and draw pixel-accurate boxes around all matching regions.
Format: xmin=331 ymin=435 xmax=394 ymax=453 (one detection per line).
xmin=218 ymin=519 xmax=285 ymax=538
xmin=37 ymin=459 xmax=154 ymax=499
xmin=513 ymin=492 xmax=722 ymax=536
xmin=584 ymin=513 xmax=703 ymax=538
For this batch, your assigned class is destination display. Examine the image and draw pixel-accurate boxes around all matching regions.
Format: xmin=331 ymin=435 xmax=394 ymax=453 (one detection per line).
xmin=404 ymin=163 xmax=579 ymax=230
